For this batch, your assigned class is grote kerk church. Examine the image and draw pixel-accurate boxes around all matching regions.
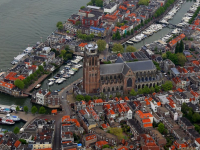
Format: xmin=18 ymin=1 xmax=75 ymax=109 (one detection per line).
xmin=83 ymin=43 xmax=163 ymax=96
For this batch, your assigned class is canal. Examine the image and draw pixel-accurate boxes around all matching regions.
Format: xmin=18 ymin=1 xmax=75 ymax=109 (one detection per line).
xmin=130 ymin=1 xmax=194 ymax=49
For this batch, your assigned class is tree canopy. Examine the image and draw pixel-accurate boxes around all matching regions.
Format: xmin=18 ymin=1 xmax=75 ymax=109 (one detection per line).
xmin=80 ymin=6 xmax=85 ymax=9
xmin=84 ymin=95 xmax=91 ymax=102
xmin=76 ymin=95 xmax=85 ymax=101
xmin=161 ymin=81 xmax=173 ymax=91
xmin=177 ymin=53 xmax=186 ymax=66
xmin=39 ymin=106 xmax=46 ymax=114
xmin=112 ymin=43 xmax=124 ymax=53
xmin=31 ymin=106 xmax=38 ymax=115
xmin=14 ymin=79 xmax=24 ymax=89
xmin=158 ymin=123 xmax=165 ymax=134
xmin=97 ymin=40 xmax=106 ymax=52
xmin=126 ymin=46 xmax=137 ymax=52
xmin=56 ymin=21 xmax=63 ymax=31
xmin=109 ymin=127 xmax=124 ymax=139
xmin=13 ymin=127 xmax=20 ymax=134
xmin=23 ymin=106 xmax=28 ymax=113
xmin=138 ymin=0 xmax=149 ymax=5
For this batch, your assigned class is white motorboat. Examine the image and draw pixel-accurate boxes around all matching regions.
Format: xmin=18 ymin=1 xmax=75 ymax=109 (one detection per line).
xmin=35 ymin=84 xmax=41 ymax=89
xmin=60 ymin=69 xmax=65 ymax=74
xmin=55 ymin=78 xmax=61 ymax=83
xmin=75 ymin=64 xmax=82 ymax=68
xmin=4 ymin=114 xmax=20 ymax=122
xmin=57 ymin=78 xmax=66 ymax=84
xmin=126 ymin=40 xmax=134 ymax=44
xmin=48 ymin=81 xmax=54 ymax=86
xmin=48 ymin=78 xmax=55 ymax=81
xmin=68 ymin=70 xmax=75 ymax=75
xmin=63 ymin=74 xmax=71 ymax=78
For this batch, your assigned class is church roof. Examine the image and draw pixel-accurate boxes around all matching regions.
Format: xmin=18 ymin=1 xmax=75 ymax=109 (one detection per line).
xmin=126 ymin=60 xmax=156 ymax=72
xmin=100 ymin=63 xmax=124 ymax=75
xmin=100 ymin=60 xmax=156 ymax=75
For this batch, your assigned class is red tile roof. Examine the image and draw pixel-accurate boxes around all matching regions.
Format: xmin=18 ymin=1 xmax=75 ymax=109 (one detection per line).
xmin=85 ymin=134 xmax=96 ymax=141
xmin=79 ymin=43 xmax=87 ymax=47
xmin=14 ymin=140 xmax=21 ymax=148
xmin=5 ymin=72 xmax=25 ymax=81
xmin=95 ymin=141 xmax=108 ymax=148
xmin=0 ymin=81 xmax=15 ymax=89
xmin=169 ymin=34 xmax=185 ymax=47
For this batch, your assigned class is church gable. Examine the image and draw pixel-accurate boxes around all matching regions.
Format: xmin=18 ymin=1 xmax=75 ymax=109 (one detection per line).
xmin=125 ymin=68 xmax=134 ymax=76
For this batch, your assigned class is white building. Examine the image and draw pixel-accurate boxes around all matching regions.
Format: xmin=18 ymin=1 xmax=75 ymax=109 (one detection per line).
xmin=104 ymin=3 xmax=117 ymax=14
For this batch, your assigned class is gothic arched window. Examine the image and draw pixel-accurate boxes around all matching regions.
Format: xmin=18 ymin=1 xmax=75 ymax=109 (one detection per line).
xmin=127 ymin=78 xmax=132 ymax=87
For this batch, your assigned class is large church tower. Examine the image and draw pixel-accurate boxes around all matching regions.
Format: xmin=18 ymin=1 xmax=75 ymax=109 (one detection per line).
xmin=83 ymin=43 xmax=100 ymax=94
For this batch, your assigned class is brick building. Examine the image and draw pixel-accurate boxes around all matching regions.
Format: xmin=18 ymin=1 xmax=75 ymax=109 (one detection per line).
xmin=83 ymin=43 xmax=163 ymax=95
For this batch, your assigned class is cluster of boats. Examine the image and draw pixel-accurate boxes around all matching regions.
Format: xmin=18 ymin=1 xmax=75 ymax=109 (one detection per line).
xmin=177 ymin=1 xmax=200 ymax=27
xmin=48 ymin=56 xmax=83 ymax=86
xmin=126 ymin=24 xmax=163 ymax=44
xmin=160 ymin=2 xmax=182 ymax=25
xmin=161 ymin=28 xmax=182 ymax=42
xmin=0 ymin=114 xmax=21 ymax=125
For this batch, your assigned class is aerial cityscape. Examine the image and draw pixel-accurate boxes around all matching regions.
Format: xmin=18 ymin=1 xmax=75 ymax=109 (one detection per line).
xmin=0 ymin=0 xmax=200 ymax=149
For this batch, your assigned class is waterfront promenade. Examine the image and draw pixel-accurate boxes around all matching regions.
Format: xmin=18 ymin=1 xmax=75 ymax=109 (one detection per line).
xmin=24 ymin=74 xmax=48 ymax=94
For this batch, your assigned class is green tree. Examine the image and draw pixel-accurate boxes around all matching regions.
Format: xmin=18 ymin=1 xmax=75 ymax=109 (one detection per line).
xmin=84 ymin=95 xmax=91 ymax=102
xmin=16 ymin=106 xmax=20 ymax=112
xmin=137 ymin=88 xmax=143 ymax=94
xmin=60 ymin=50 xmax=66 ymax=58
xmin=115 ymin=30 xmax=121 ymax=40
xmin=56 ymin=21 xmax=63 ymax=31
xmin=126 ymin=45 xmax=137 ymax=52
xmin=39 ymin=106 xmax=46 ymax=114
xmin=87 ymin=1 xmax=93 ymax=5
xmin=131 ymin=29 xmax=134 ymax=35
xmin=95 ymin=0 xmax=103 ymax=7
xmin=127 ymin=31 xmax=130 ymax=35
xmin=112 ymin=43 xmax=124 ymax=53
xmin=175 ymin=43 xmax=180 ymax=53
xmin=162 ymin=81 xmax=173 ymax=91
xmin=38 ymin=65 xmax=44 ymax=73
xmin=65 ymin=45 xmax=70 ymax=51
xmin=177 ymin=53 xmax=186 ymax=66
xmin=155 ymin=85 xmax=161 ymax=92
xmin=31 ymin=106 xmax=38 ymax=115
xmin=23 ymin=106 xmax=28 ymax=113
xmin=138 ymin=0 xmax=149 ymax=5
xmin=14 ymin=79 xmax=24 ymax=90
xmin=192 ymin=113 xmax=200 ymax=123
xmin=100 ymin=93 xmax=106 ymax=100
xmin=19 ymin=139 xmax=27 ymax=144
xmin=76 ymin=95 xmax=85 ymax=101
xmin=80 ymin=6 xmax=85 ymax=9
xmin=130 ymin=89 xmax=137 ymax=96
xmin=109 ymin=127 xmax=124 ymax=139
xmin=102 ymin=145 xmax=110 ymax=149
xmin=150 ymin=87 xmax=155 ymax=93
xmin=97 ymin=40 xmax=106 ymax=52
xmin=162 ymin=53 xmax=167 ymax=59
xmin=13 ymin=127 xmax=20 ymax=134
xmin=158 ymin=123 xmax=165 ymax=134
xmin=142 ymin=86 xmax=150 ymax=94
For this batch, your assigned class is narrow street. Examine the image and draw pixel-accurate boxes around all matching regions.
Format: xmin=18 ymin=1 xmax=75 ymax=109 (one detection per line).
xmin=52 ymin=78 xmax=83 ymax=149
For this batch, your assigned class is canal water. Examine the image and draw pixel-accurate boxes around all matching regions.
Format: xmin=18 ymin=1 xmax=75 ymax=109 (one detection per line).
xmin=0 ymin=0 xmax=193 ymax=131
xmin=0 ymin=0 xmax=88 ymax=131
xmin=131 ymin=1 xmax=194 ymax=49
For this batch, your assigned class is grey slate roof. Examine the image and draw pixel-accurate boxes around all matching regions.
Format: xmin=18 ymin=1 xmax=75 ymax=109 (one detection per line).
xmin=115 ymin=57 xmax=124 ymax=63
xmin=100 ymin=63 xmax=124 ymax=75
xmin=122 ymin=63 xmax=130 ymax=75
xmin=126 ymin=60 xmax=156 ymax=72
xmin=100 ymin=60 xmax=156 ymax=75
